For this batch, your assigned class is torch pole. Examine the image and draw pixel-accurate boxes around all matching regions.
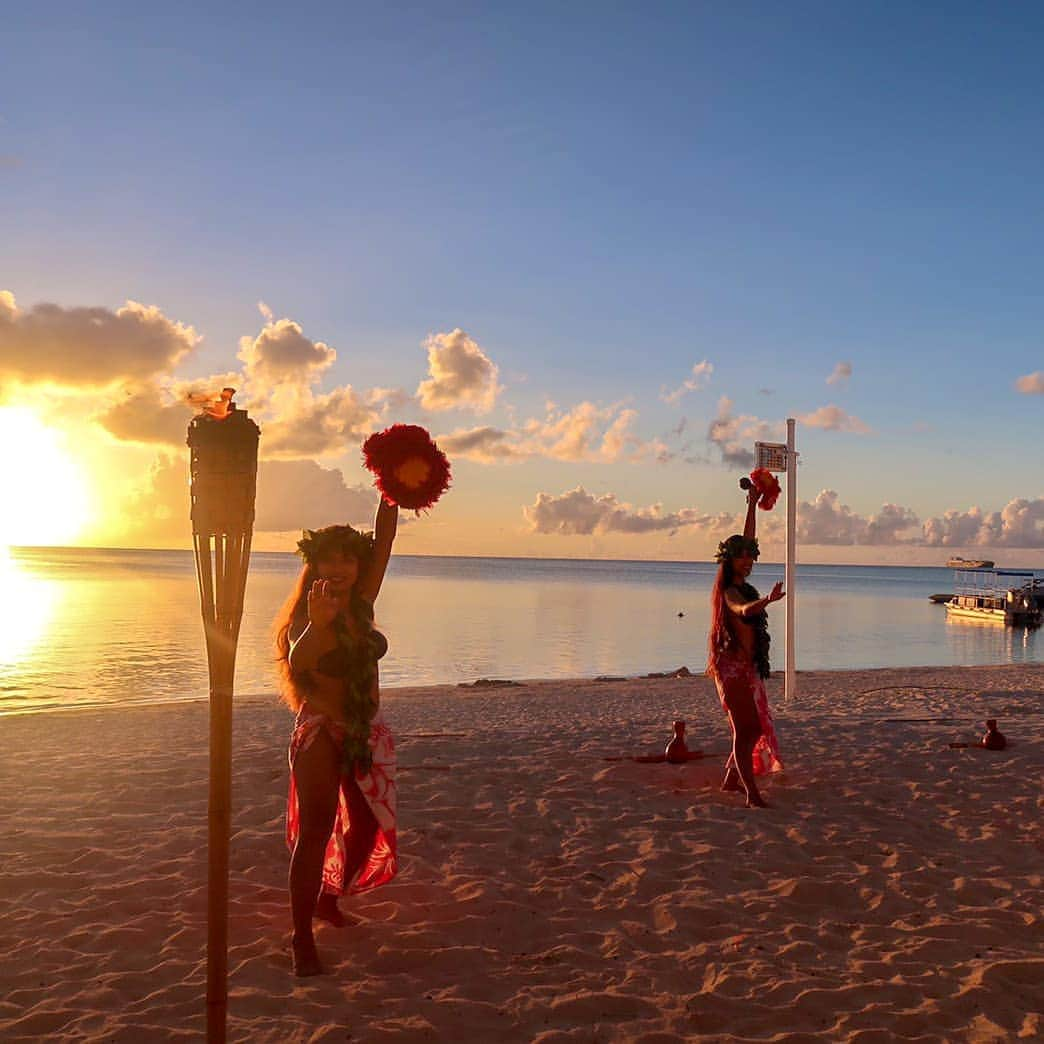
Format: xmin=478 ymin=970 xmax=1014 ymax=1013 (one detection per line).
xmin=785 ymin=418 xmax=797 ymax=702
xmin=188 ymin=404 xmax=259 ymax=1044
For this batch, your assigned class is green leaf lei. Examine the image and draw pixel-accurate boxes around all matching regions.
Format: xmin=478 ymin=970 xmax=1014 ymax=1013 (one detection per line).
xmin=332 ymin=598 xmax=383 ymax=774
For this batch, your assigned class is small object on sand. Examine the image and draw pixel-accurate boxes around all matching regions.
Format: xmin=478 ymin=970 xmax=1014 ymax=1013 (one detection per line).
xmin=677 ymin=611 xmax=685 ymax=618
xmin=665 ymin=720 xmax=688 ymax=763
xmin=643 ymin=666 xmax=692 ymax=679
xmin=981 ymin=719 xmax=1006 ymax=750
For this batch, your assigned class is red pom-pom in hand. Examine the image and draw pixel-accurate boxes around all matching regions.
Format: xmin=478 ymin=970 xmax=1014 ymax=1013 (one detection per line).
xmin=749 ymin=467 xmax=782 ymax=511
xmin=362 ymin=424 xmax=451 ymax=511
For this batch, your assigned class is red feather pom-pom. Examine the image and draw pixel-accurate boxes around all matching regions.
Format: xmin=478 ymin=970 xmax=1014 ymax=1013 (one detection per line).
xmin=362 ymin=424 xmax=451 ymax=511
xmin=750 ymin=467 xmax=782 ymax=511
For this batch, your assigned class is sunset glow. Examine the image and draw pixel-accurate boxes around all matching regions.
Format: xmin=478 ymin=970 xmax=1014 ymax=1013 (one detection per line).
xmin=0 ymin=408 xmax=94 ymax=547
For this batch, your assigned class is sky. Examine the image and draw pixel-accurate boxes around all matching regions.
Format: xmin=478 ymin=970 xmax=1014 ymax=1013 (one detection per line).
xmin=2 ymin=2 xmax=1043 ymax=563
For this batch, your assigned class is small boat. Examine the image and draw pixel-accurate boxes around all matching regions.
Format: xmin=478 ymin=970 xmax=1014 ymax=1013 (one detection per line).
xmin=945 ymin=568 xmax=1041 ymax=626
xmin=946 ymin=556 xmax=995 ymax=569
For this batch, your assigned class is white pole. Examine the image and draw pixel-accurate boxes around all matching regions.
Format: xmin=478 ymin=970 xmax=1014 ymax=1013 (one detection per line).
xmin=785 ymin=418 xmax=797 ymax=701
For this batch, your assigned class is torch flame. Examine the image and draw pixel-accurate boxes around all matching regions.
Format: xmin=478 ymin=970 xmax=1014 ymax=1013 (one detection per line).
xmin=187 ymin=387 xmax=236 ymax=420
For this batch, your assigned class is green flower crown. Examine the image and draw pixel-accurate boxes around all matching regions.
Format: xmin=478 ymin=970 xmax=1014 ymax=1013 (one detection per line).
xmin=715 ymin=535 xmax=760 ymax=564
xmin=296 ymin=524 xmax=375 ymax=566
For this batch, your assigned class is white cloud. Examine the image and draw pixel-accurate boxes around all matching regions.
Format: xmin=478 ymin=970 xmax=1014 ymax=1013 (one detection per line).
xmin=797 ymin=405 xmax=871 ymax=433
xmin=95 ymin=370 xmax=243 ymax=446
xmin=661 ymin=360 xmax=713 ymax=404
xmin=707 ymin=396 xmax=780 ymax=468
xmin=116 ymin=455 xmax=379 ymax=544
xmin=826 ymin=361 xmax=852 ymax=386
xmin=260 ymin=385 xmax=380 ymax=459
xmin=237 ymin=318 xmax=336 ymax=383
xmin=524 ymin=486 xmax=726 ymax=536
xmin=255 ymin=460 xmax=376 ymax=531
xmin=922 ymin=498 xmax=1044 ymax=548
xmin=416 ymin=328 xmax=501 ymax=413
xmin=797 ymin=489 xmax=919 ymax=546
xmin=438 ymin=400 xmax=653 ymax=464
xmin=1015 ymin=371 xmax=1044 ymax=394
xmin=0 ymin=290 xmax=198 ymax=387
xmin=437 ymin=426 xmax=523 ymax=462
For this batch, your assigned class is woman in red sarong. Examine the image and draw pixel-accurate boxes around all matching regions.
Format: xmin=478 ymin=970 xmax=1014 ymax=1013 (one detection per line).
xmin=707 ymin=484 xmax=785 ymax=808
xmin=273 ymin=497 xmax=399 ymax=976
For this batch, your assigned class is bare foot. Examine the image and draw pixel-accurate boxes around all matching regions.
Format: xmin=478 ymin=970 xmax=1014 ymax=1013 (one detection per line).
xmin=314 ymin=893 xmax=346 ymax=927
xmin=745 ymin=793 xmax=768 ymax=808
xmin=314 ymin=893 xmax=360 ymax=927
xmin=291 ymin=935 xmax=325 ymax=977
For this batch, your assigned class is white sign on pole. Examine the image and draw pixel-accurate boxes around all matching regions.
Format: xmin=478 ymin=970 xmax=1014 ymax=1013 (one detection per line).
xmin=755 ymin=441 xmax=788 ymax=473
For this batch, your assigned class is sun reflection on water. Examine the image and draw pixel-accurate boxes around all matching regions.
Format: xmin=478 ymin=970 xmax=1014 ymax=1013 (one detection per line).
xmin=0 ymin=548 xmax=58 ymax=670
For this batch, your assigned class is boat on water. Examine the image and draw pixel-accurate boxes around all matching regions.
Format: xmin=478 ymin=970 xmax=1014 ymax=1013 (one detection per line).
xmin=945 ymin=568 xmax=1042 ymax=626
xmin=946 ymin=556 xmax=995 ymax=569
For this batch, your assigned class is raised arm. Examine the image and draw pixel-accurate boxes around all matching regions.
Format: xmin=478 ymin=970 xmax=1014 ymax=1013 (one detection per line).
xmin=743 ymin=484 xmax=758 ymax=540
xmin=357 ymin=497 xmax=398 ymax=604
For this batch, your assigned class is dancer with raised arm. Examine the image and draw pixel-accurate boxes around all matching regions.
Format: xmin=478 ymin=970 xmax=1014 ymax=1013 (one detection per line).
xmin=274 ymin=498 xmax=399 ymax=976
xmin=274 ymin=423 xmax=451 ymax=976
xmin=707 ymin=477 xmax=785 ymax=808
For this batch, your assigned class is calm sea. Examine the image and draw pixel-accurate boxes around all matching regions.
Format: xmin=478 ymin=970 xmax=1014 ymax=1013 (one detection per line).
xmin=2 ymin=547 xmax=1040 ymax=714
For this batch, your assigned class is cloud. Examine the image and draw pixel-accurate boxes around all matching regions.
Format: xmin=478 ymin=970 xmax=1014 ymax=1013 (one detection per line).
xmin=922 ymin=498 xmax=1044 ymax=548
xmin=416 ymin=328 xmax=501 ymax=413
xmin=797 ymin=405 xmax=871 ymax=433
xmin=237 ymin=318 xmax=336 ymax=383
xmin=96 ymin=385 xmax=194 ymax=446
xmin=1015 ymin=371 xmax=1044 ymax=394
xmin=438 ymin=400 xmax=653 ymax=464
xmin=365 ymin=386 xmax=412 ymax=414
xmin=707 ymin=396 xmax=780 ymax=468
xmin=797 ymin=489 xmax=919 ymax=546
xmin=437 ymin=426 xmax=523 ymax=462
xmin=0 ymin=290 xmax=198 ymax=387
xmin=95 ymin=370 xmax=243 ymax=446
xmin=116 ymin=455 xmax=378 ymax=544
xmin=258 ymin=300 xmax=274 ymax=324
xmin=524 ymin=486 xmax=731 ymax=537
xmin=826 ymin=361 xmax=852 ymax=386
xmin=661 ymin=360 xmax=713 ymax=404
xmin=260 ymin=385 xmax=381 ymax=458
xmin=864 ymin=503 xmax=921 ymax=544
xmin=255 ymin=460 xmax=377 ymax=531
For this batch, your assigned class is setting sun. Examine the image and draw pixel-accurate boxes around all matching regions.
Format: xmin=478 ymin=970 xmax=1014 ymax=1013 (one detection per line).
xmin=0 ymin=408 xmax=94 ymax=547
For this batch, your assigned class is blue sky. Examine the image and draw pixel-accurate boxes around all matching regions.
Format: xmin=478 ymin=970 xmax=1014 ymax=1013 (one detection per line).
xmin=2 ymin=2 xmax=1043 ymax=559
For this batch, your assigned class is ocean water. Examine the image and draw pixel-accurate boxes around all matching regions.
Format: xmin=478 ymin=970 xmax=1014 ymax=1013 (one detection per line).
xmin=1 ymin=547 xmax=1041 ymax=715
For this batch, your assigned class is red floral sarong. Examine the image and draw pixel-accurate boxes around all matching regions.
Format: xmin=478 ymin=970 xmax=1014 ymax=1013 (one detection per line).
xmin=286 ymin=703 xmax=398 ymax=895
xmin=712 ymin=654 xmax=783 ymax=776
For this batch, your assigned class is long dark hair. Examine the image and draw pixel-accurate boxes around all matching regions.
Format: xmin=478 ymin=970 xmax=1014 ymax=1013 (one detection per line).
xmin=707 ymin=556 xmax=771 ymax=681
xmin=707 ymin=557 xmax=738 ymax=681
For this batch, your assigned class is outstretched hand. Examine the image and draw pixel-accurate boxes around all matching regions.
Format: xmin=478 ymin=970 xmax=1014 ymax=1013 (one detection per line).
xmin=768 ymin=581 xmax=786 ymax=603
xmin=307 ymin=580 xmax=340 ymax=629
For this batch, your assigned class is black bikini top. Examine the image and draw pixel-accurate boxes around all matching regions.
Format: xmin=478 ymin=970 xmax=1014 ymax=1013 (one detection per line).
xmin=315 ymin=627 xmax=388 ymax=678
xmin=311 ymin=595 xmax=388 ymax=680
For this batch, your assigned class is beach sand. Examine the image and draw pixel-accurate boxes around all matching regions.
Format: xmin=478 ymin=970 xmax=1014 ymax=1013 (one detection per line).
xmin=1 ymin=665 xmax=1042 ymax=1042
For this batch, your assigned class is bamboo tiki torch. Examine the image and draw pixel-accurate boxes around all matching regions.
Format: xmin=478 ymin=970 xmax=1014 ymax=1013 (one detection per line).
xmin=187 ymin=390 xmax=260 ymax=1044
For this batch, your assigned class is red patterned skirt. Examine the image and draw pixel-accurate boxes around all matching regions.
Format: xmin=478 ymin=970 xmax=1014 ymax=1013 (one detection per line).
xmin=712 ymin=654 xmax=784 ymax=776
xmin=286 ymin=703 xmax=398 ymax=895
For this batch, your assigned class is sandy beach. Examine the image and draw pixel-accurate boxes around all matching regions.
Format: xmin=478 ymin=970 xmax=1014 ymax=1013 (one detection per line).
xmin=1 ymin=664 xmax=1042 ymax=1042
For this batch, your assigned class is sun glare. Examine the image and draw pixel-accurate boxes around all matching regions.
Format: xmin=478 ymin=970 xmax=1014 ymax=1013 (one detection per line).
xmin=0 ymin=408 xmax=94 ymax=547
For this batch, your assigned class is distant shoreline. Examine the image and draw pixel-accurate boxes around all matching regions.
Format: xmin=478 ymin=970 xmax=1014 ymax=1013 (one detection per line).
xmin=9 ymin=544 xmax=1044 ymax=572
